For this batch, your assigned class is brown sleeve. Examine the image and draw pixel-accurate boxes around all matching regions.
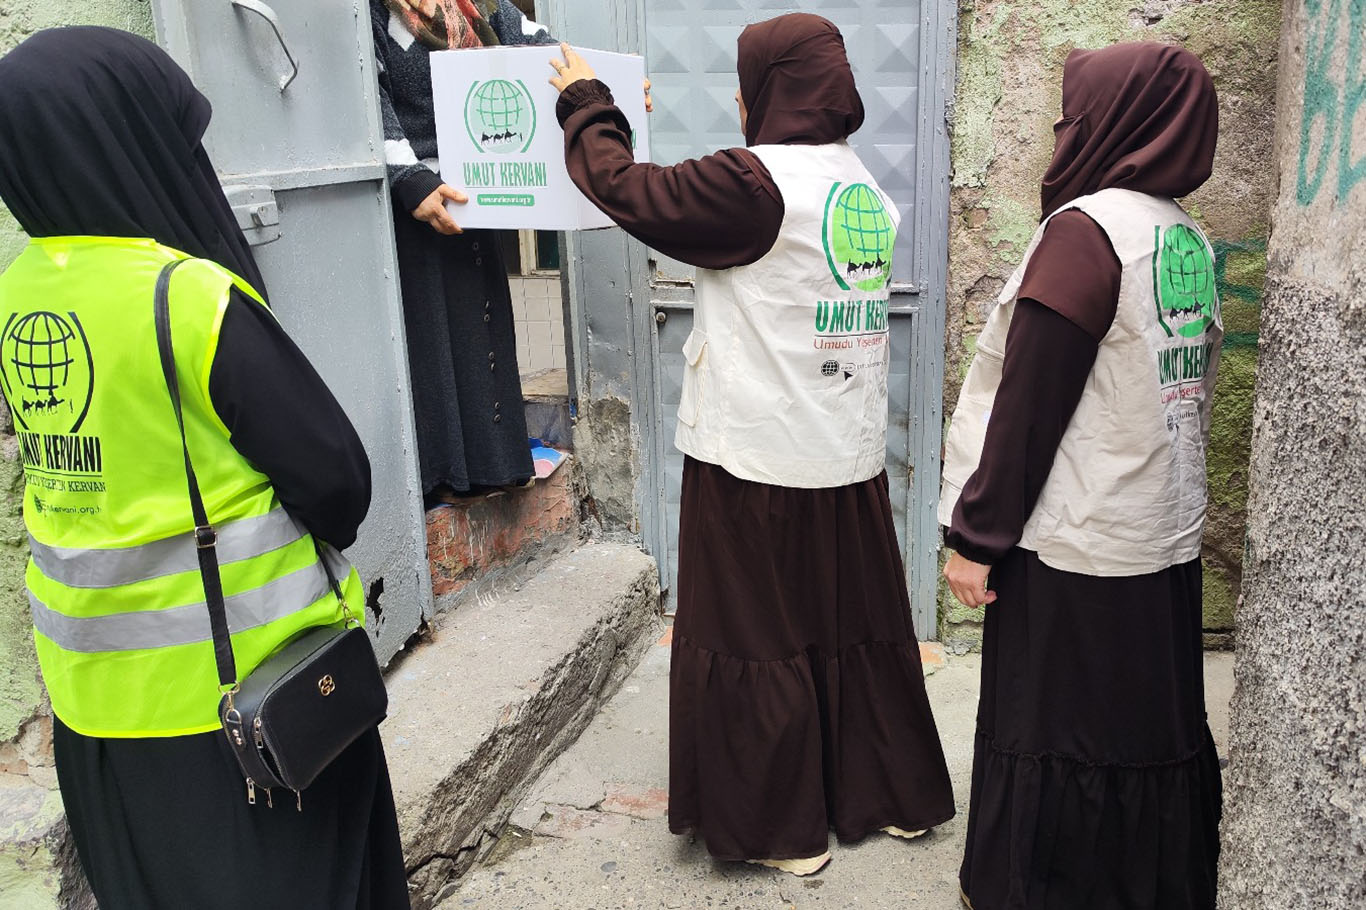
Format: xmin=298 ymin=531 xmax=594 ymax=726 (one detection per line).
xmin=945 ymin=300 xmax=1099 ymax=564
xmin=1015 ymin=209 xmax=1122 ymax=342
xmin=556 ymin=79 xmax=784 ymax=269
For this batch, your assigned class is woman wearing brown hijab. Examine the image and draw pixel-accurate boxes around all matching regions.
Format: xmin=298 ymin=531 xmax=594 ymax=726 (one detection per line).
xmin=550 ymin=13 xmax=955 ymax=875
xmin=940 ymin=43 xmax=1223 ymax=909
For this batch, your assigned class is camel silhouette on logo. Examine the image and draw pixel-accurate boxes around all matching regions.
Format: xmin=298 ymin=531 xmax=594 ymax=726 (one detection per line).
xmin=481 ymin=130 xmax=523 ymax=147
xmin=21 ymin=395 xmax=65 ymax=416
xmin=846 ymin=256 xmax=888 ymax=284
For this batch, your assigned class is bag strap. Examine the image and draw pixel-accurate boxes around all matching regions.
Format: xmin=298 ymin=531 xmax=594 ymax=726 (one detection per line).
xmin=154 ymin=259 xmax=238 ymax=693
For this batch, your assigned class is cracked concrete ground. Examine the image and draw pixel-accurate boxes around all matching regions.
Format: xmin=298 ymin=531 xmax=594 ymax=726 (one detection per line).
xmin=444 ymin=632 xmax=1236 ymax=910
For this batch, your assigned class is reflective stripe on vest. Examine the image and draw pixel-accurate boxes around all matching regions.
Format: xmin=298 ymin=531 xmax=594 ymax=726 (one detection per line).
xmin=29 ymin=557 xmax=332 ymax=652
xmin=28 ymin=508 xmax=305 ymax=589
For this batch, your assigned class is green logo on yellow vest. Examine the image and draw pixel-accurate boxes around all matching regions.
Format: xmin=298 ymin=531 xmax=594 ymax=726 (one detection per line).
xmin=822 ymin=183 xmax=895 ymax=293
xmin=1154 ymin=223 xmax=1218 ymax=339
xmin=464 ymin=79 xmax=536 ymax=155
xmin=0 ymin=310 xmax=95 ymax=434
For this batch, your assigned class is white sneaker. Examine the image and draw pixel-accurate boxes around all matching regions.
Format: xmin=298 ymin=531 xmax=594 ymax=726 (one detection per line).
xmin=745 ymin=851 xmax=833 ymax=876
xmin=882 ymin=825 xmax=929 ymax=840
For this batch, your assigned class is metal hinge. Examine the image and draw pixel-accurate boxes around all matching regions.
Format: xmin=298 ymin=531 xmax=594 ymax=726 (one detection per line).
xmin=224 ymin=185 xmax=281 ymax=246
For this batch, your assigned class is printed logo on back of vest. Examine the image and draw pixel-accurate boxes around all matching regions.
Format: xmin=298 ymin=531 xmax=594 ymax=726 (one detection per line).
xmin=464 ymin=79 xmax=537 ymax=154
xmin=1153 ymin=223 xmax=1218 ymax=339
xmin=822 ymin=183 xmax=895 ymax=292
xmin=0 ymin=311 xmax=95 ymax=434
xmin=0 ymin=310 xmax=106 ymax=502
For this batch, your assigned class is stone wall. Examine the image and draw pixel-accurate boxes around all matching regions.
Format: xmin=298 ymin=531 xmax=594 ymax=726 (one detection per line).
xmin=0 ymin=6 xmax=153 ymax=908
xmin=1218 ymin=0 xmax=1366 ymax=905
xmin=940 ymin=0 xmax=1282 ymax=652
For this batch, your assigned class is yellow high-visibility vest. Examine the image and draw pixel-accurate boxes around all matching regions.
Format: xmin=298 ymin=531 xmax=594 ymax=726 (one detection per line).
xmin=0 ymin=236 xmax=364 ymax=738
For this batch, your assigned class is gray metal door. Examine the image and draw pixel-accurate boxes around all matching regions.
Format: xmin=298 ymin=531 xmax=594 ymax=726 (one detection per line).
xmin=642 ymin=2 xmax=952 ymax=639
xmin=152 ymin=0 xmax=431 ymax=664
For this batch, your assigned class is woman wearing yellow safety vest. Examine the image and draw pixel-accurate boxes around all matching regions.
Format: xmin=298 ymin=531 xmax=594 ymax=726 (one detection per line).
xmin=0 ymin=28 xmax=410 ymax=909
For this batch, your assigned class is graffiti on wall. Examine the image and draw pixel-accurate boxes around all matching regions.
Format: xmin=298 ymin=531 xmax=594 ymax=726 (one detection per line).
xmin=1213 ymin=238 xmax=1267 ymax=348
xmin=1297 ymin=0 xmax=1365 ymax=206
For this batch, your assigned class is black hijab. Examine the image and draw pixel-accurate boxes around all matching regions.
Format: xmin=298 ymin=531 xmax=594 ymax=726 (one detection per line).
xmin=737 ymin=14 xmax=865 ymax=147
xmin=0 ymin=26 xmax=267 ymax=296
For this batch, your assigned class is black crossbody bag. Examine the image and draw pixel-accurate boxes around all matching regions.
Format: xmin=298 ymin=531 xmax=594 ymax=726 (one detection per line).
xmin=154 ymin=259 xmax=388 ymax=809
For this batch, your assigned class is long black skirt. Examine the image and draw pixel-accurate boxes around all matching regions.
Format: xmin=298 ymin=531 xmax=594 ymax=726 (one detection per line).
xmin=392 ymin=215 xmax=533 ymax=494
xmin=669 ymin=457 xmax=956 ymax=861
xmin=960 ymin=549 xmax=1222 ymax=910
xmin=54 ymin=721 xmax=410 ymax=910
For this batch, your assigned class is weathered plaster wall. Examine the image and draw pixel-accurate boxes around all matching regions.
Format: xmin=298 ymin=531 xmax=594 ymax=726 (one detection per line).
xmin=0 ymin=5 xmax=153 ymax=908
xmin=941 ymin=0 xmax=1281 ymax=651
xmin=1219 ymin=1 xmax=1366 ymax=904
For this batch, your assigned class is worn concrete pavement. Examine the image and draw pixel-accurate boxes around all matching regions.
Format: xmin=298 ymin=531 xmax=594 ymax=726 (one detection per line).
xmin=443 ymin=636 xmax=1235 ymax=910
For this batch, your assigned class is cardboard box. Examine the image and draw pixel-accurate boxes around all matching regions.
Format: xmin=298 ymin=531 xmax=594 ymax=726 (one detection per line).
xmin=430 ymin=45 xmax=650 ymax=231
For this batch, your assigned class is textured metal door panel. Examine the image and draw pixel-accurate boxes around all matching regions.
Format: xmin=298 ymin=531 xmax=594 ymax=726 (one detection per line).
xmin=152 ymin=0 xmax=431 ymax=665
xmin=644 ymin=0 xmax=919 ymax=281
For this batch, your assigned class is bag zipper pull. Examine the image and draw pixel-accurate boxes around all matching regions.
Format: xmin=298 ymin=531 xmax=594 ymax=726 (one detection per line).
xmin=264 ymin=788 xmax=274 ymax=809
xmin=295 ymin=790 xmax=302 ymax=812
xmin=253 ymin=717 xmax=265 ymax=749
xmin=246 ymin=778 xmax=257 ymax=805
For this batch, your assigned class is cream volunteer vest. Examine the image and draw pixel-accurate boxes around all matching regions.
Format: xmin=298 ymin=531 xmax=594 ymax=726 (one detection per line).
xmin=676 ymin=142 xmax=900 ymax=488
xmin=939 ymin=188 xmax=1223 ymax=575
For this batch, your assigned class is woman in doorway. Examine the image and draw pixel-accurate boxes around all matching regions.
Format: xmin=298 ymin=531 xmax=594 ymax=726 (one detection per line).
xmin=550 ymin=13 xmax=955 ymax=875
xmin=940 ymin=43 xmax=1224 ymax=909
xmin=371 ymin=1 xmax=554 ymax=499
xmin=0 ymin=28 xmax=409 ymax=909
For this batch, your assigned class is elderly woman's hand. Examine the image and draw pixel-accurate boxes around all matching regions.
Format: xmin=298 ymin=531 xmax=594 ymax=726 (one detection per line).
xmin=944 ymin=552 xmax=997 ymax=609
xmin=412 ymin=183 xmax=466 ymax=235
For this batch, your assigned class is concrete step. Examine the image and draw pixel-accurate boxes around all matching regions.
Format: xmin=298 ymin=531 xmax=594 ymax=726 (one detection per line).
xmin=383 ymin=542 xmax=662 ymax=909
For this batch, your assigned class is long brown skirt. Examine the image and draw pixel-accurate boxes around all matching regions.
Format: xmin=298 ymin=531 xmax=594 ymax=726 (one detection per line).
xmin=669 ymin=456 xmax=955 ymax=861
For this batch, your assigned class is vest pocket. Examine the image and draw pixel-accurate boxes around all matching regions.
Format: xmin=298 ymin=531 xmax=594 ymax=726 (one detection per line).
xmin=678 ymin=330 xmax=708 ymax=428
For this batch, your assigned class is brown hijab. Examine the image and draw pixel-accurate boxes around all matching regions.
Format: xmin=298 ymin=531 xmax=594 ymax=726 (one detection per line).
xmin=737 ymin=13 xmax=864 ymax=147
xmin=1041 ymin=42 xmax=1217 ymax=217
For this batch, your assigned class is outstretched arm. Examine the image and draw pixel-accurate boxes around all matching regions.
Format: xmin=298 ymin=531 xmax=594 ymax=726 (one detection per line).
xmin=552 ymin=48 xmax=783 ymax=270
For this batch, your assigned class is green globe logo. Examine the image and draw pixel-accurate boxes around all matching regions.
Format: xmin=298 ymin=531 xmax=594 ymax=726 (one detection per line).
xmin=1 ymin=310 xmax=94 ymax=431
xmin=1155 ymin=223 xmax=1218 ymax=338
xmin=823 ymin=183 xmax=895 ymax=292
xmin=464 ymin=79 xmax=535 ymax=155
